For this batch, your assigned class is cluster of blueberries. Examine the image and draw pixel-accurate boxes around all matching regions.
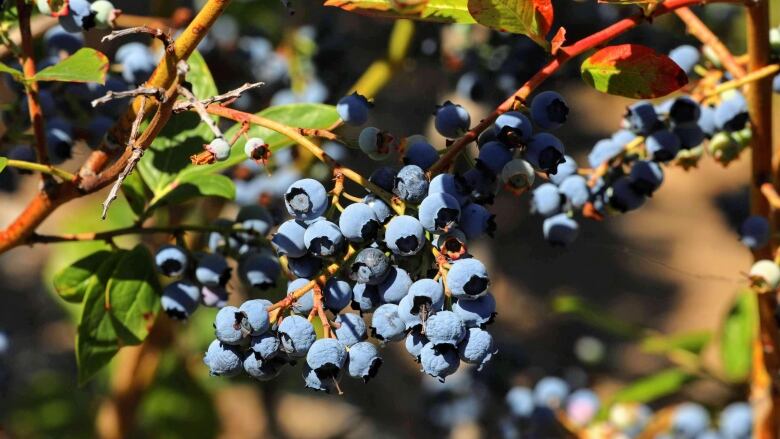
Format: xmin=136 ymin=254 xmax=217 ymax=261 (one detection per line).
xmin=0 ymin=0 xmax=159 ymax=191
xmin=502 ymin=377 xmax=753 ymax=439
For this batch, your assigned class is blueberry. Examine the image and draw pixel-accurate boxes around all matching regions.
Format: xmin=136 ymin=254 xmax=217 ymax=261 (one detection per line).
xmin=587 ymin=138 xmax=623 ymax=168
xmin=203 ymin=340 xmax=243 ymax=377
xmin=698 ymin=104 xmax=717 ymax=137
xmin=495 ymin=111 xmax=533 ymax=145
xmin=334 ymin=313 xmax=367 ymax=346
xmin=477 ymin=125 xmax=499 ymax=147
xmin=214 ymin=306 xmax=247 ymax=344
xmin=288 ymin=278 xmax=314 ymax=315
xmin=459 ymin=203 xmax=496 ymax=240
xmin=43 ymin=25 xmax=84 ymax=56
xmin=196 ymin=253 xmax=231 ymax=287
xmin=403 ymin=140 xmax=439 ymax=171
xmin=306 ymin=338 xmax=348 ymax=378
xmin=715 ymin=93 xmax=749 ymax=132
xmin=201 ymin=285 xmax=228 ymax=308
xmin=358 ymin=126 xmax=392 ymax=161
xmin=155 ymin=245 xmax=188 ymax=277
xmin=323 ymin=277 xmax=353 ymax=313
xmin=672 ymin=402 xmax=709 ymax=438
xmin=362 ymin=194 xmax=393 ymax=224
xmin=90 ymin=1 xmax=117 ymax=29
xmin=434 ymin=101 xmax=471 ymax=138
xmin=377 ymin=266 xmax=413 ymax=304
xmin=86 ymin=116 xmax=113 ymax=149
xmin=446 ymin=258 xmax=489 ymax=300
xmin=350 ymin=247 xmax=391 ymax=285
xmin=339 ymin=202 xmax=380 ymax=242
xmin=426 ymin=310 xmax=466 ymax=347
xmin=625 ymin=101 xmax=661 ymax=135
xmin=774 ymin=73 xmax=780 ymax=94
xmin=409 ymin=278 xmax=445 ymax=312
xmin=501 ymin=159 xmax=536 ymax=192
xmin=612 ymin=129 xmax=638 ymax=146
xmin=240 ymin=253 xmax=279 ymax=290
xmin=607 ymin=176 xmax=646 ymax=212
xmin=558 ymin=175 xmax=590 ymax=209
xmin=506 ymin=387 xmax=535 ymax=418
xmin=351 ymin=283 xmax=382 ymax=312
xmin=285 ymin=178 xmax=328 ymax=221
xmin=271 ymin=219 xmax=308 ymax=258
xmin=669 ymin=96 xmax=702 ymax=125
xmin=161 ymin=281 xmax=200 ymax=320
xmin=236 ymin=205 xmax=274 ymax=237
xmin=419 ymin=193 xmax=461 ymax=233
xmin=302 ymin=363 xmax=341 ymax=393
xmin=405 ymin=327 xmax=429 ymax=360
xmin=46 ymin=123 xmax=73 ymax=165
xmin=370 ymin=303 xmax=406 ymax=342
xmin=534 ymin=376 xmax=569 ymax=409
xmin=58 ymin=0 xmax=95 ymax=32
xmin=303 ymin=220 xmax=344 ymax=257
xmin=530 ymin=91 xmax=569 ymax=130
xmin=629 ymin=160 xmax=664 ymax=196
xmin=287 ymin=254 xmax=322 ymax=278
xmin=120 ymin=48 xmax=155 ymax=85
xmin=239 ymin=299 xmax=271 ymax=336
xmin=393 ymin=165 xmax=429 ymax=204
xmin=565 ymin=389 xmax=600 ymax=427
xmin=250 ymin=332 xmax=280 ymax=360
xmin=531 ymin=183 xmax=562 ymax=217
xmin=477 ymin=141 xmax=514 ymax=175
xmin=385 ymin=215 xmax=426 ymax=256
xmin=740 ymin=215 xmax=770 ymax=250
xmin=669 ymin=45 xmax=700 ymax=74
xmin=674 ymin=123 xmax=705 ymax=149
xmin=543 ymin=213 xmax=579 ymax=246
xmin=336 ymin=92 xmax=371 ymax=126
xmin=719 ymin=402 xmax=752 ymax=439
xmin=397 ymin=294 xmax=424 ymax=330
xmin=526 ymin=133 xmax=566 ymax=174
xmin=452 ymin=293 xmax=496 ymax=327
xmin=645 ymin=129 xmax=681 ymax=162
xmin=461 ymin=167 xmax=498 ymax=205
xmin=278 ymin=315 xmax=317 ymax=357
xmin=420 ymin=343 xmax=460 ymax=382
xmin=244 ymin=353 xmax=286 ymax=381
xmin=347 ymin=341 xmax=382 ymax=382
xmin=369 ymin=166 xmax=397 ymax=192
xmin=457 ymin=327 xmax=496 ymax=371
xmin=429 ymin=173 xmax=470 ymax=205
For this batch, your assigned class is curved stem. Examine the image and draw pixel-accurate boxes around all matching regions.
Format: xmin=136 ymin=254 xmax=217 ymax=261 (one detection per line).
xmin=675 ymin=7 xmax=746 ymax=79
xmin=5 ymin=160 xmax=76 ymax=181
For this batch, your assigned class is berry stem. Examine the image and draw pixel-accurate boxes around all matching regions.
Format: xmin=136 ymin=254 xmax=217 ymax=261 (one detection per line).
xmin=349 ymin=19 xmax=414 ymax=99
xmin=705 ymin=63 xmax=780 ymax=98
xmin=3 ymin=160 xmax=76 ymax=181
xmin=674 ymin=7 xmax=747 ymax=79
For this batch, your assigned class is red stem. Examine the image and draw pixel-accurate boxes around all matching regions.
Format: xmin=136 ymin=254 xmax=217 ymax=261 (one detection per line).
xmin=16 ymin=0 xmax=49 ymax=169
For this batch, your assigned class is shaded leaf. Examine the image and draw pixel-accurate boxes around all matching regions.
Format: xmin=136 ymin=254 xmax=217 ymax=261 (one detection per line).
xmin=53 ymin=250 xmax=116 ymax=303
xmin=720 ymin=290 xmax=756 ymax=382
xmin=106 ymin=245 xmax=161 ymax=344
xmin=581 ymin=44 xmax=688 ymax=99
xmin=34 ymin=48 xmax=109 ymax=84
xmin=324 ymin=0 xmax=476 ymax=24
xmin=610 ymin=368 xmax=695 ymax=404
xmin=148 ymin=173 xmax=235 ymax=209
xmin=121 ymin=171 xmax=149 ymax=218
xmin=641 ymin=330 xmax=712 ymax=355
xmin=0 ymin=62 xmax=23 ymax=82
xmin=467 ymin=0 xmax=552 ymax=48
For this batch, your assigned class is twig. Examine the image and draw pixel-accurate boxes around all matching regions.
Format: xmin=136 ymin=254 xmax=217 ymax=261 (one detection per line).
xmin=704 ymin=64 xmax=780 ymax=98
xmin=101 ymin=25 xmax=174 ymax=49
xmin=101 ymin=96 xmax=148 ymax=220
xmin=675 ymin=7 xmax=747 ymax=79
xmin=91 ymin=87 xmax=167 ymax=108
xmin=4 ymin=160 xmax=76 ymax=181
xmin=27 ymin=223 xmax=254 ymax=244
xmin=176 ymin=85 xmax=223 ymax=139
xmin=761 ymin=183 xmax=780 ymax=210
xmin=172 ymin=82 xmax=264 ymax=113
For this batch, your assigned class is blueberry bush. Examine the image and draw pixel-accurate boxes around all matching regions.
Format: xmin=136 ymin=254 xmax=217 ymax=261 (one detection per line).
xmin=0 ymin=0 xmax=779 ymax=437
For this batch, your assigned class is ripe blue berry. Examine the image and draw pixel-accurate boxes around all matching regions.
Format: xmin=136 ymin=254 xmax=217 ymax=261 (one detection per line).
xmin=495 ymin=111 xmax=533 ymax=145
xmin=244 ymin=353 xmax=286 ymax=381
xmin=558 ymin=175 xmax=590 ymax=209
xmin=719 ymin=402 xmax=752 ymax=439
xmin=196 ymin=253 xmax=231 ymax=287
xmin=377 ymin=266 xmax=413 ymax=304
xmin=288 ymin=278 xmax=314 ymax=315
xmin=645 ymin=129 xmax=681 ymax=162
xmin=385 ymin=215 xmax=426 ymax=256
xmin=629 ymin=160 xmax=664 ymax=196
xmin=698 ymin=104 xmax=717 ymax=137
xmin=435 ymin=101 xmax=471 ymax=138
xmin=302 ymin=363 xmax=341 ymax=393
xmin=403 ymin=140 xmax=439 ymax=171
xmin=239 ymin=299 xmax=271 ymax=336
xmin=155 ymin=245 xmax=188 ymax=277
xmin=351 ymin=283 xmax=382 ymax=312
xmin=240 ymin=253 xmax=279 ymax=290
xmin=369 ymin=166 xmax=397 ymax=192
xmin=715 ymin=93 xmax=749 ymax=132
xmin=59 ymin=0 xmax=95 ymax=32
xmin=673 ymin=124 xmax=705 ymax=149
xmin=334 ymin=313 xmax=367 ymax=346
xmin=531 ymin=183 xmax=562 ymax=217
xmin=625 ymin=101 xmax=661 ymax=135
xmin=420 ymin=343 xmax=460 ymax=382
xmin=278 ymin=315 xmax=316 ymax=357
xmin=336 ymin=92 xmax=371 ymax=126
xmin=363 ymin=194 xmax=393 ymax=224
xmin=530 ymin=91 xmax=569 ymax=130
xmin=161 ymin=281 xmax=200 ymax=320
xmin=397 ymin=294 xmax=424 ymax=329
xmin=271 ymin=219 xmax=308 ymax=258
xmin=740 ymin=215 xmax=770 ymax=250
xmin=587 ymin=138 xmax=623 ymax=168
xmin=669 ymin=96 xmax=702 ymax=125
xmin=347 ymin=341 xmax=383 ymax=382
xmin=303 ymin=220 xmax=344 ymax=257
xmin=506 ymin=387 xmax=535 ymax=418
xmin=43 ymin=25 xmax=84 ymax=56
xmin=526 ymin=133 xmax=566 ymax=174
xmin=452 ymin=293 xmax=496 ymax=327
xmin=446 ymin=258 xmax=489 ymax=300
xmin=323 ymin=277 xmax=353 ymax=313
xmin=457 ymin=327 xmax=496 ymax=371
xmin=672 ymin=402 xmax=709 ymax=438
xmin=534 ymin=376 xmax=570 ymax=409
xmin=287 ymin=254 xmax=322 ymax=278
xmin=405 ymin=327 xmax=429 ymax=360
xmin=607 ymin=176 xmax=646 ymax=212
xmin=215 ymin=306 xmax=247 ymax=344
xmin=201 ymin=285 xmax=228 ymax=308
xmin=669 ymin=45 xmax=700 ymax=74
xmin=350 ymin=247 xmax=391 ymax=285
xmin=477 ymin=141 xmax=514 ymax=175
xmin=250 ymin=332 xmax=280 ymax=360
xmin=462 ymin=167 xmax=498 ymax=204
xmin=543 ymin=213 xmax=579 ymax=246
xmin=370 ymin=303 xmax=406 ymax=342
xmin=339 ymin=202 xmax=380 ymax=242
xmin=426 ymin=310 xmax=466 ymax=347
xmin=459 ymin=203 xmax=496 ymax=240
xmin=429 ymin=173 xmax=470 ymax=205
xmin=203 ymin=340 xmax=243 ymax=377
xmin=306 ymin=338 xmax=347 ymax=377
xmin=358 ymin=127 xmax=392 ymax=160
xmin=393 ymin=165 xmax=429 ymax=204
xmin=285 ymin=178 xmax=328 ymax=221
xmin=237 ymin=205 xmax=274 ymax=237
xmin=419 ymin=193 xmax=461 ymax=233
xmin=565 ymin=389 xmax=600 ymax=427
xmin=409 ymin=278 xmax=445 ymax=312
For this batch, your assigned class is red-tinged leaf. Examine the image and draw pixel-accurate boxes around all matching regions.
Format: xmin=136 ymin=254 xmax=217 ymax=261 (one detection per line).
xmin=467 ymin=0 xmax=552 ymax=49
xmin=551 ymin=26 xmax=566 ymax=55
xmin=581 ymin=44 xmax=688 ymax=99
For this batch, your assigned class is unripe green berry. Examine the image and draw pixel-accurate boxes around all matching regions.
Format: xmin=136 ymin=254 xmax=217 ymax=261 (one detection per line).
xmin=208 ymin=138 xmax=231 ymax=161
xmin=91 ymin=1 xmax=118 ymax=29
xmin=749 ymin=260 xmax=780 ymax=290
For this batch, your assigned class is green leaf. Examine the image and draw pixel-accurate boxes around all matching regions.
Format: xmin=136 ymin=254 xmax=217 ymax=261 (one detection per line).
xmin=641 ymin=330 xmax=712 ymax=355
xmin=121 ymin=171 xmax=149 ymax=218
xmin=148 ymin=173 xmax=235 ymax=210
xmin=467 ymin=0 xmax=553 ymax=49
xmin=52 ymin=250 xmax=116 ymax=303
xmin=324 ymin=0 xmax=476 ymax=24
xmin=137 ymin=51 xmax=217 ymax=196
xmin=0 ymin=156 xmax=7 ymax=173
xmin=0 ymin=62 xmax=23 ymax=82
xmin=106 ymin=245 xmax=161 ymax=344
xmin=76 ymin=251 xmax=125 ymax=385
xmin=721 ymin=290 xmax=757 ymax=382
xmin=609 ymin=368 xmax=695 ymax=404
xmin=581 ymin=44 xmax=688 ymax=99
xmin=552 ymin=295 xmax=643 ymax=338
xmin=34 ymin=48 xmax=109 ymax=84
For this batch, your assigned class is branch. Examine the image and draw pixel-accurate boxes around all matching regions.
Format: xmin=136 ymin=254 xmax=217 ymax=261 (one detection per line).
xmin=28 ymin=223 xmax=254 ymax=244
xmin=176 ymin=85 xmax=223 ymax=139
xmin=172 ymin=82 xmax=264 ymax=113
xmin=101 ymin=25 xmax=174 ymax=48
xmin=91 ymin=87 xmax=167 ymax=108
xmin=705 ymin=63 xmax=780 ymax=97
xmin=675 ymin=7 xmax=747 ymax=79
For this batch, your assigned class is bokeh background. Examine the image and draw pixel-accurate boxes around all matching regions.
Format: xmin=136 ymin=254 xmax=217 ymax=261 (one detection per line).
xmin=1 ymin=1 xmax=780 ymax=438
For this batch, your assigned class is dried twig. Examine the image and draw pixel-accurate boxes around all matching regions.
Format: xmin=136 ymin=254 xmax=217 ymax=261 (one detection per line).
xmin=177 ymin=85 xmax=223 ymax=139
xmin=101 ymin=96 xmax=148 ymax=220
xmin=101 ymin=25 xmax=174 ymax=48
xmin=172 ymin=82 xmax=263 ymax=113
xmin=91 ymin=87 xmax=167 ymax=108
